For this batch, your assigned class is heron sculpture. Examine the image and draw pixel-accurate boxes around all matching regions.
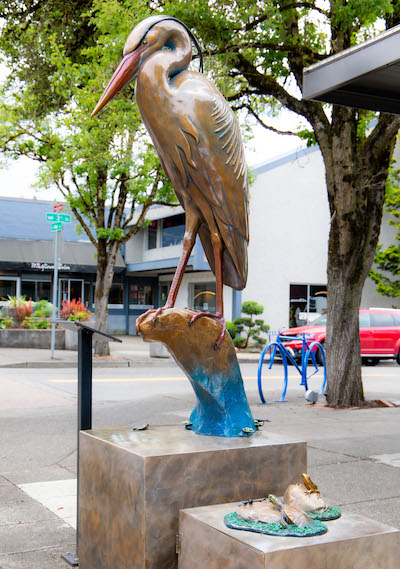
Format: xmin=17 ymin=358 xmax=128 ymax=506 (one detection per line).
xmin=92 ymin=15 xmax=249 ymax=347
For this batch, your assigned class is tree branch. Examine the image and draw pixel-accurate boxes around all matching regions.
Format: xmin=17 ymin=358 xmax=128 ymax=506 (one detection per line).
xmin=363 ymin=114 xmax=400 ymax=161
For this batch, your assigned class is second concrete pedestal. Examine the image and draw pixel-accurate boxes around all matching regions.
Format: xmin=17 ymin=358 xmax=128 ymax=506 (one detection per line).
xmin=78 ymin=425 xmax=306 ymax=569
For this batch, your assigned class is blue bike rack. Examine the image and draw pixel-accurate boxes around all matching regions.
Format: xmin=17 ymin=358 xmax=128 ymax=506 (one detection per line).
xmin=257 ymin=341 xmax=289 ymax=404
xmin=258 ymin=332 xmax=327 ymax=404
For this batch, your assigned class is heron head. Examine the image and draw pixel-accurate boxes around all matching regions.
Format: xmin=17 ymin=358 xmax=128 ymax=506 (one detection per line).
xmin=91 ymin=15 xmax=202 ymax=117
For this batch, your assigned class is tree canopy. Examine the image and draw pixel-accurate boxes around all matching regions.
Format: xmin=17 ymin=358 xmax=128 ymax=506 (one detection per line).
xmin=1 ymin=1 xmax=400 ymax=391
xmin=0 ymin=0 xmax=177 ymax=353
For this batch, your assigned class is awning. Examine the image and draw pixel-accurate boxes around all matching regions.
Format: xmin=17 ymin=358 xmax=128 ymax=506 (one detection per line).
xmin=303 ymin=25 xmax=400 ymax=113
xmin=0 ymin=239 xmax=125 ymax=274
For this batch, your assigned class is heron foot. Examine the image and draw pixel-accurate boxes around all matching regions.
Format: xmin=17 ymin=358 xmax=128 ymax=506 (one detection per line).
xmin=135 ymin=307 xmax=165 ymax=333
xmin=189 ymin=311 xmax=226 ymax=349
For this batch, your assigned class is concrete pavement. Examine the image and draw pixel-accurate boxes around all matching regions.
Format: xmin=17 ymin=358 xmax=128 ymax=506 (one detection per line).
xmin=0 ymin=346 xmax=399 ymax=569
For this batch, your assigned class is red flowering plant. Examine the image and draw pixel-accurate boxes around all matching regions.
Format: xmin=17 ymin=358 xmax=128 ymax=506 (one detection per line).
xmin=6 ymin=296 xmax=34 ymax=326
xmin=60 ymin=299 xmax=93 ymax=322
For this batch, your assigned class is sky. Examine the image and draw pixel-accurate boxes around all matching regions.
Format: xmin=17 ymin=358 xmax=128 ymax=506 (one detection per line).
xmin=0 ymin=46 xmax=305 ymax=204
xmin=0 ymin=115 xmax=306 ymax=202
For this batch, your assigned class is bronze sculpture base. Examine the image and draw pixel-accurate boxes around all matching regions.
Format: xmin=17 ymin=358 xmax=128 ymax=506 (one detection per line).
xmin=78 ymin=425 xmax=306 ymax=569
xmin=138 ymin=307 xmax=255 ymax=437
xmin=179 ymin=503 xmax=400 ymax=569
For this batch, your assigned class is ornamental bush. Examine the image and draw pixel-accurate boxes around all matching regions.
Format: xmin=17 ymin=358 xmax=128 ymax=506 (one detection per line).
xmin=34 ymin=300 xmax=54 ymax=318
xmin=233 ymin=301 xmax=270 ymax=350
xmin=60 ymin=299 xmax=93 ymax=321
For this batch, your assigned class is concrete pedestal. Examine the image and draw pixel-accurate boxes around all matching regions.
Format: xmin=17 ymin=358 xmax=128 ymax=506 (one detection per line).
xmin=78 ymin=425 xmax=306 ymax=569
xmin=178 ymin=502 xmax=400 ymax=569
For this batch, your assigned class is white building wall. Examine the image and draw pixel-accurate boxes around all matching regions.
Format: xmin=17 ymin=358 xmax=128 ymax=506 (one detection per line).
xmin=159 ymin=271 xmax=232 ymax=318
xmin=242 ymin=149 xmax=330 ymax=331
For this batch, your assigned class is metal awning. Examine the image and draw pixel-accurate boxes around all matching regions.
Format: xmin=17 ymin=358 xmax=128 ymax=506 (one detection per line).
xmin=0 ymin=238 xmax=125 ymax=273
xmin=303 ymin=25 xmax=400 ymax=113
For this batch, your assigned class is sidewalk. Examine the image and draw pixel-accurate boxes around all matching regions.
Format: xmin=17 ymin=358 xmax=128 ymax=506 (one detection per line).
xmin=0 ymin=334 xmax=262 ymax=368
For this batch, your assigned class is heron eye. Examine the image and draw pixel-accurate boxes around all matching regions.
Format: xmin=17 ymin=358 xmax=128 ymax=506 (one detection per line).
xmin=142 ymin=39 xmax=148 ymax=45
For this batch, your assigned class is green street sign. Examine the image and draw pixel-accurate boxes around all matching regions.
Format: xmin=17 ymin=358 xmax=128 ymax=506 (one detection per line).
xmin=51 ymin=222 xmax=62 ymax=231
xmin=58 ymin=214 xmax=71 ymax=223
xmin=46 ymin=213 xmax=71 ymax=223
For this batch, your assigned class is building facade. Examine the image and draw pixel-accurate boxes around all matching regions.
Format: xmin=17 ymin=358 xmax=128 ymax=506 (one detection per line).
xmin=0 ymin=145 xmax=395 ymax=335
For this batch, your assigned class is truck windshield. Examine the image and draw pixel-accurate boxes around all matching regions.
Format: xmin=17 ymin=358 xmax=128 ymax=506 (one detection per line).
xmin=310 ymin=314 xmax=327 ymax=326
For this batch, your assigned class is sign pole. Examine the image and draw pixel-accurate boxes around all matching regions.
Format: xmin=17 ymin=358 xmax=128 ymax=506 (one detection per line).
xmin=50 ymin=228 xmax=60 ymax=359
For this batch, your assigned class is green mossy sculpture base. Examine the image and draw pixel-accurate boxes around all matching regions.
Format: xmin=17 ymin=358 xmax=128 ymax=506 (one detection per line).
xmin=308 ymin=506 xmax=341 ymax=521
xmin=224 ymin=512 xmax=328 ymax=538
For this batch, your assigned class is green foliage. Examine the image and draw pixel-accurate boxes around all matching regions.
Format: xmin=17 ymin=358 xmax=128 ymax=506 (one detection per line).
xmin=370 ymin=166 xmax=400 ymax=303
xmin=6 ymin=295 xmax=28 ymax=308
xmin=233 ymin=301 xmax=269 ymax=350
xmin=226 ymin=321 xmax=237 ymax=340
xmin=34 ymin=300 xmax=54 ymax=318
xmin=0 ymin=1 xmax=177 ymax=340
xmin=1 ymin=316 xmax=14 ymax=328
xmin=22 ymin=317 xmax=51 ymax=329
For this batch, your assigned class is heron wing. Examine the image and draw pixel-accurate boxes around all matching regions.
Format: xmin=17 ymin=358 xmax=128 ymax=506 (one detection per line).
xmin=156 ymin=83 xmax=249 ymax=289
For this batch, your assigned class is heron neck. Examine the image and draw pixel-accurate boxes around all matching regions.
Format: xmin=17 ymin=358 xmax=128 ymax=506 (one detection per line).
xmin=137 ymin=31 xmax=192 ymax=96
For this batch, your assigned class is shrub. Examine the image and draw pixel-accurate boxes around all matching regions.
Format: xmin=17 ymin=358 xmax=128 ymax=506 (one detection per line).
xmin=226 ymin=321 xmax=237 ymax=340
xmin=233 ymin=301 xmax=270 ymax=350
xmin=1 ymin=316 xmax=14 ymax=328
xmin=36 ymin=319 xmax=51 ymax=329
xmin=60 ymin=299 xmax=93 ymax=321
xmin=22 ymin=317 xmax=51 ymax=329
xmin=13 ymin=299 xmax=34 ymax=325
xmin=34 ymin=300 xmax=54 ymax=318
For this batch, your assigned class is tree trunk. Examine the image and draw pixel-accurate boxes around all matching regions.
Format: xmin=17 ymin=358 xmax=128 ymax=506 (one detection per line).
xmin=323 ymin=110 xmax=395 ymax=407
xmin=94 ymin=240 xmax=119 ymax=356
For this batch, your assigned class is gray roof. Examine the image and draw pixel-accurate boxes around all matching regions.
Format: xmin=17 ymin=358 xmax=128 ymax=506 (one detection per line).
xmin=303 ymin=25 xmax=400 ymax=113
xmin=0 ymin=238 xmax=125 ymax=273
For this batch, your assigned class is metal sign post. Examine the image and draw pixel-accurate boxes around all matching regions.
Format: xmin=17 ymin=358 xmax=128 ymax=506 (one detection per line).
xmin=50 ymin=228 xmax=61 ymax=359
xmin=58 ymin=322 xmax=122 ymax=567
xmin=47 ymin=206 xmax=71 ymax=359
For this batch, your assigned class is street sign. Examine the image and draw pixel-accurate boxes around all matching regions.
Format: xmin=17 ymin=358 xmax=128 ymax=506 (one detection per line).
xmin=52 ymin=222 xmax=62 ymax=231
xmin=54 ymin=202 xmax=63 ymax=212
xmin=58 ymin=214 xmax=71 ymax=223
xmin=47 ymin=213 xmax=71 ymax=223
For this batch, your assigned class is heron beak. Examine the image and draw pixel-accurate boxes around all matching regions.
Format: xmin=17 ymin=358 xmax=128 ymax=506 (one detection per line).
xmin=91 ymin=48 xmax=143 ymax=117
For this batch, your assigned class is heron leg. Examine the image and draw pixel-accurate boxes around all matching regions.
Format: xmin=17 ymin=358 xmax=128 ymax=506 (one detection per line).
xmin=190 ymin=233 xmax=226 ymax=348
xmin=136 ymin=208 xmax=200 ymax=333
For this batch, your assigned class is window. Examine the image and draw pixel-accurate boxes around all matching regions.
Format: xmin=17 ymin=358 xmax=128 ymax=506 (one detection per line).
xmin=109 ymin=283 xmax=124 ymax=306
xmin=84 ymin=282 xmax=92 ymax=308
xmin=21 ymin=281 xmax=52 ymax=302
xmin=371 ymin=312 xmax=395 ymax=327
xmin=21 ymin=281 xmax=36 ymax=300
xmin=129 ymin=284 xmax=154 ymax=307
xmin=0 ymin=278 xmax=17 ymax=304
xmin=159 ymin=283 xmax=170 ymax=306
xmin=191 ymin=282 xmax=216 ymax=313
xmin=162 ymin=214 xmax=185 ymax=247
xmin=147 ymin=220 xmax=158 ymax=250
xmin=289 ymin=284 xmax=327 ymax=327
xmin=359 ymin=313 xmax=371 ymax=328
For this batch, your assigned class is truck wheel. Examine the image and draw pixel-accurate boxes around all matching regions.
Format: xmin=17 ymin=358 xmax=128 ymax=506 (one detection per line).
xmin=315 ymin=342 xmax=325 ymax=366
xmin=362 ymin=358 xmax=379 ymax=366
